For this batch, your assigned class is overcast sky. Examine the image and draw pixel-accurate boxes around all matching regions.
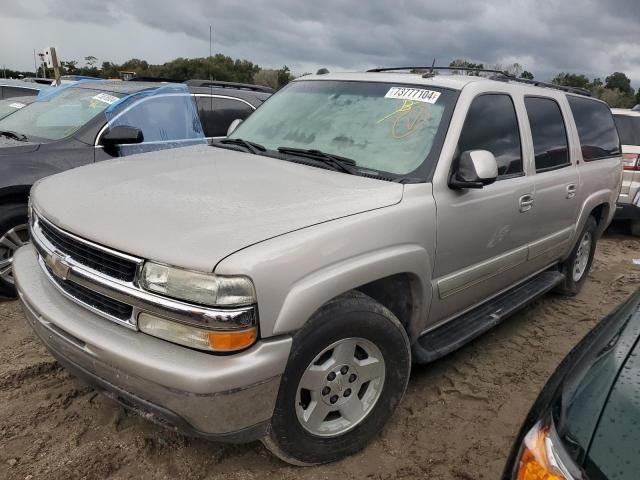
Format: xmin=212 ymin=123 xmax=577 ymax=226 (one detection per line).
xmin=2 ymin=0 xmax=639 ymax=86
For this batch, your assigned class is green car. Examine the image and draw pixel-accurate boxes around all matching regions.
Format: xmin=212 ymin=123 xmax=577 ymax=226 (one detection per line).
xmin=504 ymin=290 xmax=640 ymax=480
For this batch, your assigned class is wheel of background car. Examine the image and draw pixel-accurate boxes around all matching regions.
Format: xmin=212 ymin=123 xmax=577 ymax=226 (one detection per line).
xmin=555 ymin=215 xmax=598 ymax=296
xmin=0 ymin=203 xmax=30 ymax=297
xmin=631 ymin=220 xmax=640 ymax=237
xmin=262 ymin=291 xmax=411 ymax=465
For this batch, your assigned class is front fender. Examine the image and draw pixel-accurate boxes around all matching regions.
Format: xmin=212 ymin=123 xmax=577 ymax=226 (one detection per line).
xmin=272 ymin=244 xmax=430 ymax=338
xmin=215 ymin=185 xmax=437 ymax=339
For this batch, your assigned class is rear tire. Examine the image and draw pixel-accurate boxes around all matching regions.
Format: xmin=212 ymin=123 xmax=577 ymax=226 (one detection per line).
xmin=631 ymin=220 xmax=640 ymax=237
xmin=0 ymin=203 xmax=30 ymax=298
xmin=556 ymin=216 xmax=597 ymax=296
xmin=262 ymin=291 xmax=411 ymax=465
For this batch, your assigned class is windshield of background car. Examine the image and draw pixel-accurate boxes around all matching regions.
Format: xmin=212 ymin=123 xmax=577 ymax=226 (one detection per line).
xmin=230 ymin=80 xmax=456 ymax=177
xmin=0 ymin=86 xmax=120 ymax=141
xmin=613 ymin=114 xmax=640 ymax=146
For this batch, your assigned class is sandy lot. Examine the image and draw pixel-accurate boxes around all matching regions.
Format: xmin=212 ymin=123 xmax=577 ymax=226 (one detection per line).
xmin=0 ymin=232 xmax=638 ymax=480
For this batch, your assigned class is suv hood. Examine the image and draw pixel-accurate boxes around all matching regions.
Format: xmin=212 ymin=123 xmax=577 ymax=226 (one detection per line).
xmin=33 ymin=145 xmax=403 ymax=272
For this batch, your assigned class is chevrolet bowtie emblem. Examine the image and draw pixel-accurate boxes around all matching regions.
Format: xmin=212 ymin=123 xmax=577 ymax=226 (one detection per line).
xmin=45 ymin=252 xmax=71 ymax=281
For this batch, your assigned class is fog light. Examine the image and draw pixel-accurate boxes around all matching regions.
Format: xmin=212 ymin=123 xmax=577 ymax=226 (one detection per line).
xmin=138 ymin=313 xmax=257 ymax=352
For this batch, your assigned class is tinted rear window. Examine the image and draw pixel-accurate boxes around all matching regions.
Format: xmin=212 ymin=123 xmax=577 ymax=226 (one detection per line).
xmin=613 ymin=114 xmax=640 ymax=146
xmin=525 ymin=97 xmax=570 ymax=172
xmin=567 ymin=96 xmax=620 ymax=161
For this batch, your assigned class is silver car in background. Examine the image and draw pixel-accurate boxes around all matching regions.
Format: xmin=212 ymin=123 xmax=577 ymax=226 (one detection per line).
xmin=612 ymin=108 xmax=640 ymax=235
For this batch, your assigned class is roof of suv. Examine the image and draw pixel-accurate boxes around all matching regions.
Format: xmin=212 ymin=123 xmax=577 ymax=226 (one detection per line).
xmin=296 ymin=71 xmax=597 ymax=100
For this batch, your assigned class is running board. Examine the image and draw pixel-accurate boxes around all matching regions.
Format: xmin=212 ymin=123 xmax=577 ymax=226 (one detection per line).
xmin=412 ymin=270 xmax=564 ymax=364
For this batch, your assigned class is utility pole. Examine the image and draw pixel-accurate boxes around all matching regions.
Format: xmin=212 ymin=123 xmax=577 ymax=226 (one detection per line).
xmin=33 ymin=49 xmax=37 ymax=77
xmin=209 ymin=25 xmax=213 ymax=81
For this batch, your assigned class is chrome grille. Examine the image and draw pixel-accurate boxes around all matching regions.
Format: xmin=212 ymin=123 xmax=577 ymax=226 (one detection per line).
xmin=47 ymin=266 xmax=133 ymax=320
xmin=38 ymin=219 xmax=137 ymax=281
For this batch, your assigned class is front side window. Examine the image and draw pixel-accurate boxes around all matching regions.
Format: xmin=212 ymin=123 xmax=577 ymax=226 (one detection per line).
xmin=567 ymin=96 xmax=620 ymax=161
xmin=230 ymin=80 xmax=457 ymax=177
xmin=525 ymin=97 xmax=570 ymax=172
xmin=0 ymin=86 xmax=117 ymax=142
xmin=108 ymin=94 xmax=204 ymax=143
xmin=200 ymin=97 xmax=253 ymax=138
xmin=457 ymin=94 xmax=523 ymax=178
xmin=613 ymin=114 xmax=640 ymax=146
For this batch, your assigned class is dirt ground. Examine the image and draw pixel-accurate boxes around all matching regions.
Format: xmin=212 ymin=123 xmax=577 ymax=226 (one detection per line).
xmin=0 ymin=231 xmax=638 ymax=480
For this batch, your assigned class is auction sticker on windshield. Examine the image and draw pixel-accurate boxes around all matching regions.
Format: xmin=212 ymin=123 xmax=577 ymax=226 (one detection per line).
xmin=385 ymin=87 xmax=441 ymax=104
xmin=8 ymin=102 xmax=26 ymax=109
xmin=92 ymin=93 xmax=119 ymax=105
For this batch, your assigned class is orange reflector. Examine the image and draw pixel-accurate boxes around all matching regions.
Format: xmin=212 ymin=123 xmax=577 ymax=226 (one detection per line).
xmin=208 ymin=328 xmax=257 ymax=351
xmin=516 ymin=446 xmax=563 ymax=480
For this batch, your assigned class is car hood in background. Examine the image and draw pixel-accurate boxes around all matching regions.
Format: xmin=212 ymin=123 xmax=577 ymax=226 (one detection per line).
xmin=33 ymin=145 xmax=403 ymax=272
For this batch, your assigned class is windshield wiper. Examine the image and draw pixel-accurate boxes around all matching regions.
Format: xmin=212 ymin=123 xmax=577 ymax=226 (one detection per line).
xmin=217 ymin=138 xmax=266 ymax=155
xmin=0 ymin=130 xmax=28 ymax=142
xmin=277 ymin=147 xmax=359 ymax=175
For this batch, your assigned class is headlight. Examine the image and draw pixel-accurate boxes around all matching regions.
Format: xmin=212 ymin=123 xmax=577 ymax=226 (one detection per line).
xmin=140 ymin=262 xmax=256 ymax=307
xmin=515 ymin=421 xmax=574 ymax=480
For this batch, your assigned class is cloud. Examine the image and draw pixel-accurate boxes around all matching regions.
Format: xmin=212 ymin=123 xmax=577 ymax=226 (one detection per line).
xmin=1 ymin=0 xmax=639 ymax=85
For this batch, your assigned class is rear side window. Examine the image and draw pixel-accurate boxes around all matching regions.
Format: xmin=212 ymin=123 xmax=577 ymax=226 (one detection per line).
xmin=613 ymin=114 xmax=640 ymax=146
xmin=567 ymin=96 xmax=620 ymax=161
xmin=0 ymin=86 xmax=38 ymax=99
xmin=457 ymin=94 xmax=523 ymax=178
xmin=525 ymin=97 xmax=570 ymax=172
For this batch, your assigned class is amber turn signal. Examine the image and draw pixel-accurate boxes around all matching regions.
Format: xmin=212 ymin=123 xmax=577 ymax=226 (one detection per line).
xmin=208 ymin=328 xmax=258 ymax=352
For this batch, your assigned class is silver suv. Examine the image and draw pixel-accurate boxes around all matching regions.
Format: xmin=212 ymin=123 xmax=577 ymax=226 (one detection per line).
xmin=612 ymin=108 xmax=640 ymax=235
xmin=13 ymin=68 xmax=622 ymax=465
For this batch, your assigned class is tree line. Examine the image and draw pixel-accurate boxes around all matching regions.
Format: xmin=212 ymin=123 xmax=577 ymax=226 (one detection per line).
xmin=448 ymin=59 xmax=640 ymax=108
xmin=3 ymin=54 xmax=639 ymax=107
xmin=3 ymin=54 xmax=295 ymax=89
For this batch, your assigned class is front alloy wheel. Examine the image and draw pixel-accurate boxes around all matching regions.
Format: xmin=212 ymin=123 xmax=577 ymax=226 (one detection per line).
xmin=296 ymin=337 xmax=386 ymax=437
xmin=263 ymin=291 xmax=411 ymax=465
xmin=0 ymin=223 xmax=29 ymax=287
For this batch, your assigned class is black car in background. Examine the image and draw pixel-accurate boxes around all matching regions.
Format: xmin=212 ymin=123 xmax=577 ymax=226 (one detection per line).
xmin=503 ymin=290 xmax=640 ymax=480
xmin=0 ymin=96 xmax=38 ymax=121
xmin=0 ymin=79 xmax=270 ymax=296
xmin=0 ymin=79 xmax=51 ymax=99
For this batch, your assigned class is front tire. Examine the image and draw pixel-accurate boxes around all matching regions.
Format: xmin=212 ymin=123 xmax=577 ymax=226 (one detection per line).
xmin=556 ymin=215 xmax=597 ymax=296
xmin=263 ymin=291 xmax=411 ymax=465
xmin=0 ymin=203 xmax=30 ymax=298
xmin=631 ymin=219 xmax=640 ymax=237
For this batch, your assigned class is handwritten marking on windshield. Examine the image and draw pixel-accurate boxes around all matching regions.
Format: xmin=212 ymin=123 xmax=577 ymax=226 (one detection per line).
xmin=377 ymin=100 xmax=431 ymax=139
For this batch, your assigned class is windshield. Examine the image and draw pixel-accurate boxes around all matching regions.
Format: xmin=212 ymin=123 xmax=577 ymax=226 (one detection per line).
xmin=230 ymin=80 xmax=456 ymax=176
xmin=0 ymin=86 xmax=119 ymax=141
xmin=614 ymin=114 xmax=640 ymax=146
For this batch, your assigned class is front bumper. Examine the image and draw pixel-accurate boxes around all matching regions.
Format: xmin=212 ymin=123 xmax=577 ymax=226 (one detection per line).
xmin=14 ymin=245 xmax=292 ymax=443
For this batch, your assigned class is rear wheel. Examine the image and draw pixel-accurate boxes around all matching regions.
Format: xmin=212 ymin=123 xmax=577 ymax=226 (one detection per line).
xmin=631 ymin=220 xmax=640 ymax=237
xmin=263 ymin=291 xmax=411 ymax=465
xmin=0 ymin=204 xmax=30 ymax=298
xmin=556 ymin=216 xmax=597 ymax=296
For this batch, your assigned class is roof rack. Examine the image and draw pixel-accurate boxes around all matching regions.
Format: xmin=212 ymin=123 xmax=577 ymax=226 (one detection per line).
xmin=366 ymin=66 xmax=592 ymax=97
xmin=184 ymin=79 xmax=275 ymax=93
xmin=510 ymin=77 xmax=592 ymax=97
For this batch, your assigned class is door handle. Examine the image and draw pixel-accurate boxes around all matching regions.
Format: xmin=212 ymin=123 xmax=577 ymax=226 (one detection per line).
xmin=519 ymin=194 xmax=534 ymax=212
xmin=566 ymin=184 xmax=577 ymax=199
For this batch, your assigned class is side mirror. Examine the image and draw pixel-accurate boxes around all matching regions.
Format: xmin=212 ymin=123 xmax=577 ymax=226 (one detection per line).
xmin=450 ymin=150 xmax=498 ymax=189
xmin=226 ymin=119 xmax=243 ymax=137
xmin=101 ymin=125 xmax=144 ymax=151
